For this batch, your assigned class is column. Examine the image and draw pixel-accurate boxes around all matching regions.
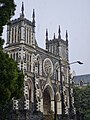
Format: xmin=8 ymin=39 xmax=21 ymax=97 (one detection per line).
xmin=16 ymin=27 xmax=18 ymax=43
xmin=57 ymin=101 xmax=62 ymax=114
xmin=10 ymin=28 xmax=12 ymax=44
xmin=29 ymin=28 xmax=31 ymax=44
xmin=51 ymin=100 xmax=54 ymax=112
xmin=21 ymin=21 xmax=25 ymax=42
xmin=13 ymin=27 xmax=15 ymax=43
xmin=28 ymin=28 xmax=29 ymax=44
xmin=40 ymin=98 xmax=43 ymax=112
xmin=7 ymin=25 xmax=10 ymax=44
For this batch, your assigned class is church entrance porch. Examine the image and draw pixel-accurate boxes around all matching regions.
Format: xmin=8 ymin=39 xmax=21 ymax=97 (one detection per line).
xmin=43 ymin=88 xmax=51 ymax=114
xmin=43 ymin=85 xmax=54 ymax=120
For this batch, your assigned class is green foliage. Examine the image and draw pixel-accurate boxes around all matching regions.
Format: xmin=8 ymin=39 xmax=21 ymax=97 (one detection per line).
xmin=0 ymin=0 xmax=16 ymax=48
xmin=0 ymin=0 xmax=16 ymax=35
xmin=0 ymin=0 xmax=23 ymax=103
xmin=0 ymin=0 xmax=24 ymax=119
xmin=0 ymin=50 xmax=24 ymax=105
xmin=0 ymin=100 xmax=13 ymax=120
xmin=0 ymin=50 xmax=24 ymax=119
xmin=0 ymin=37 xmax=4 ymax=49
xmin=74 ymin=85 xmax=90 ymax=120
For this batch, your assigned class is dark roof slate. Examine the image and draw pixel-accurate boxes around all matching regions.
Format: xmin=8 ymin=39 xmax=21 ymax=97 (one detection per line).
xmin=73 ymin=74 xmax=90 ymax=84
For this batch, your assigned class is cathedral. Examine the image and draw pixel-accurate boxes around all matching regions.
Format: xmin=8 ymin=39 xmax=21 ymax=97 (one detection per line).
xmin=4 ymin=2 xmax=76 ymax=120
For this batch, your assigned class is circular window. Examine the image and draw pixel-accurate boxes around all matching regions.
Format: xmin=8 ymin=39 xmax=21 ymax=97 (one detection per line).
xmin=43 ymin=58 xmax=53 ymax=77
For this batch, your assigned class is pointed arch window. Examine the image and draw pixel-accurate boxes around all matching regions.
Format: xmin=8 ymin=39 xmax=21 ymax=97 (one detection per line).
xmin=29 ymin=28 xmax=31 ymax=44
xmin=18 ymin=27 xmax=20 ymax=42
xmin=56 ymin=69 xmax=58 ymax=81
xmin=36 ymin=58 xmax=40 ymax=75
xmin=16 ymin=52 xmax=18 ymax=62
xmin=54 ymin=62 xmax=59 ymax=81
xmin=12 ymin=28 xmax=14 ymax=43
xmin=29 ymin=55 xmax=31 ymax=72
xmin=35 ymin=55 xmax=42 ymax=76
xmin=37 ymin=61 xmax=40 ymax=75
xmin=27 ymin=28 xmax=28 ymax=43
xmin=29 ymin=88 xmax=31 ymax=101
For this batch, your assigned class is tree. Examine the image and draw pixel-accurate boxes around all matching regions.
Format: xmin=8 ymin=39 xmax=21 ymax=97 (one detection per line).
xmin=0 ymin=50 xmax=24 ymax=104
xmin=0 ymin=0 xmax=16 ymax=48
xmin=0 ymin=0 xmax=24 ymax=104
xmin=0 ymin=0 xmax=16 ymax=35
xmin=0 ymin=0 xmax=24 ymax=119
xmin=0 ymin=50 xmax=24 ymax=119
xmin=74 ymin=86 xmax=90 ymax=120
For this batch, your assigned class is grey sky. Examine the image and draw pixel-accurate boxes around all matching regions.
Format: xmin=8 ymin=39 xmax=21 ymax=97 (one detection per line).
xmin=3 ymin=0 xmax=90 ymax=75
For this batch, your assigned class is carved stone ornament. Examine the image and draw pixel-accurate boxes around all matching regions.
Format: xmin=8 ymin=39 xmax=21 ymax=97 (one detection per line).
xmin=43 ymin=58 xmax=53 ymax=77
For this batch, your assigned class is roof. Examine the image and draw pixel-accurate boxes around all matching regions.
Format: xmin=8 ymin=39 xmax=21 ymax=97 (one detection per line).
xmin=73 ymin=74 xmax=90 ymax=84
xmin=10 ymin=17 xmax=32 ymax=26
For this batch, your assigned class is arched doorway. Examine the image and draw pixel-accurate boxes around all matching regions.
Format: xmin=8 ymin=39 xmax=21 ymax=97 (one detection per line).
xmin=43 ymin=88 xmax=51 ymax=114
xmin=25 ymin=79 xmax=34 ymax=103
xmin=43 ymin=84 xmax=54 ymax=115
xmin=43 ymin=85 xmax=54 ymax=120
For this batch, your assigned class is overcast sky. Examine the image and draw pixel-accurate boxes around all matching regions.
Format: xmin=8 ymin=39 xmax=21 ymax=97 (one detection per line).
xmin=3 ymin=0 xmax=90 ymax=75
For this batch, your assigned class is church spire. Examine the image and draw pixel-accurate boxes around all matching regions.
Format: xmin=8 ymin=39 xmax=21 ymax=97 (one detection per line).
xmin=32 ymin=9 xmax=35 ymax=27
xmin=45 ymin=28 xmax=49 ymax=50
xmin=46 ymin=28 xmax=48 ymax=40
xmin=66 ymin=30 xmax=68 ymax=45
xmin=58 ymin=25 xmax=61 ymax=39
xmin=21 ymin=2 xmax=24 ymax=17
xmin=54 ymin=33 xmax=56 ymax=39
xmin=66 ymin=30 xmax=68 ymax=41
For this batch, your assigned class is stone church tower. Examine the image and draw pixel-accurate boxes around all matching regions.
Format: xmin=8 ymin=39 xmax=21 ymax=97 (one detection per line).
xmin=4 ymin=2 xmax=76 ymax=120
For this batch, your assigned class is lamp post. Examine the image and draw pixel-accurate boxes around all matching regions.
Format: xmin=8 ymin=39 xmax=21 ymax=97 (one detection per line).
xmin=68 ymin=60 xmax=83 ymax=120
xmin=54 ymin=79 xmax=57 ymax=120
xmin=33 ymin=61 xmax=38 ymax=113
xmin=54 ymin=59 xmax=64 ymax=120
xmin=59 ymin=59 xmax=65 ymax=120
xmin=69 ymin=61 xmax=83 ymax=65
xmin=60 ymin=60 xmax=83 ymax=120
xmin=54 ymin=60 xmax=83 ymax=120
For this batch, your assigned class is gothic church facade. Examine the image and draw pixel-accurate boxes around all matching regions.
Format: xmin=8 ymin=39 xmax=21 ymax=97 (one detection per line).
xmin=4 ymin=2 xmax=75 ymax=120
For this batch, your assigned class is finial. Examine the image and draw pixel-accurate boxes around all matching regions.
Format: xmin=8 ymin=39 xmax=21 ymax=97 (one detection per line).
xmin=46 ymin=28 xmax=48 ymax=40
xmin=32 ymin=9 xmax=35 ymax=26
xmin=58 ymin=25 xmax=61 ymax=39
xmin=21 ymin=2 xmax=24 ymax=17
xmin=66 ymin=30 xmax=68 ymax=41
xmin=54 ymin=33 xmax=56 ymax=39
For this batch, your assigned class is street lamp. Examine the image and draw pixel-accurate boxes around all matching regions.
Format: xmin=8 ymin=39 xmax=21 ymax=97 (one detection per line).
xmin=54 ymin=60 xmax=83 ymax=120
xmin=68 ymin=60 xmax=83 ymax=120
xmin=60 ymin=60 xmax=83 ymax=120
xmin=69 ymin=61 xmax=83 ymax=65
xmin=54 ymin=80 xmax=57 ymax=120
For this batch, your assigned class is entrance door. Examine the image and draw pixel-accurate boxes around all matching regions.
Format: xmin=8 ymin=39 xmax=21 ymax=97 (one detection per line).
xmin=43 ymin=89 xmax=51 ymax=114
